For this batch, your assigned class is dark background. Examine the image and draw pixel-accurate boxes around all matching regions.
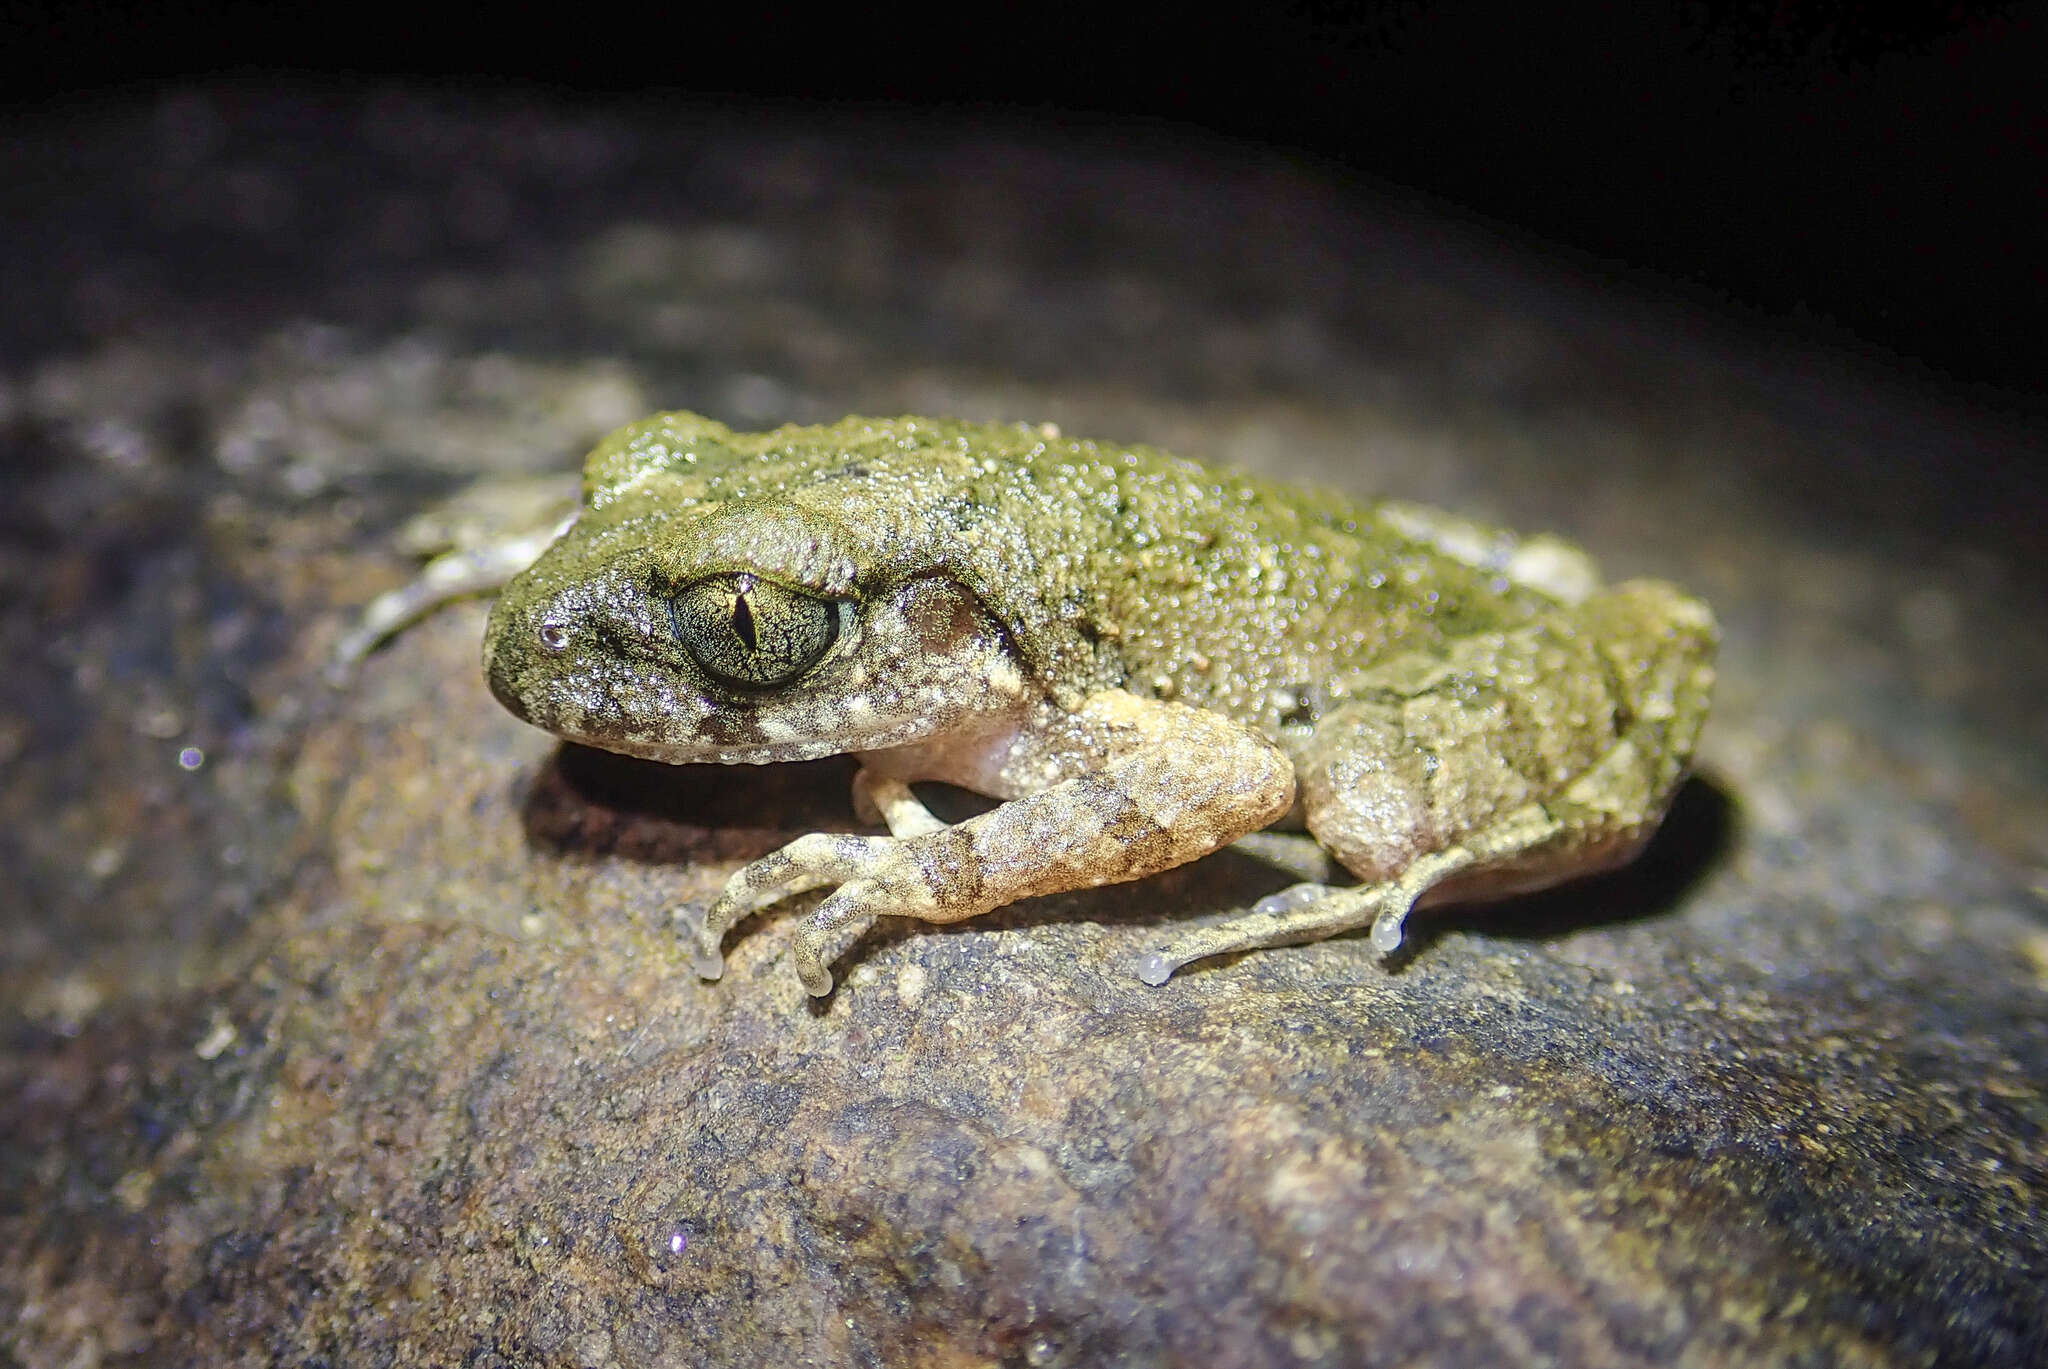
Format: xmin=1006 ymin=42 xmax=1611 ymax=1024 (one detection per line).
xmin=3 ymin=1 xmax=2044 ymax=410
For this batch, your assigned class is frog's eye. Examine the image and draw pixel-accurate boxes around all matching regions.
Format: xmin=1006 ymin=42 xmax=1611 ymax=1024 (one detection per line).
xmin=667 ymin=573 xmax=840 ymax=689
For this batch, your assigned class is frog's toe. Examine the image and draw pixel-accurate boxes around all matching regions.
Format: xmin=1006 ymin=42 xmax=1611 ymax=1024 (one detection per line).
xmin=1129 ymin=882 xmax=1389 ymax=985
xmin=1128 ymin=882 xmax=1340 ymax=984
xmin=793 ymin=946 xmax=836 ymax=998
xmin=791 ymin=892 xmax=882 ymax=998
xmin=1131 ymin=950 xmax=1179 ymax=987
xmin=720 ymin=833 xmax=895 ymax=916
xmin=1250 ymin=881 xmax=1336 ymax=918
xmin=1126 ymin=939 xmax=1238 ymax=986
xmin=673 ymin=905 xmax=728 ymax=980
xmin=691 ymin=950 xmax=727 ymax=981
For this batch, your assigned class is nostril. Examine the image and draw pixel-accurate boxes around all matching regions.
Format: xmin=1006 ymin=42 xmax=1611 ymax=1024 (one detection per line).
xmin=538 ymin=620 xmax=570 ymax=653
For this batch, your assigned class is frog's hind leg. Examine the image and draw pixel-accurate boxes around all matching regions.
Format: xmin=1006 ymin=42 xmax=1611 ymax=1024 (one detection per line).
xmin=1133 ymin=581 xmax=1715 ymax=985
xmin=1131 ymin=803 xmax=1562 ymax=985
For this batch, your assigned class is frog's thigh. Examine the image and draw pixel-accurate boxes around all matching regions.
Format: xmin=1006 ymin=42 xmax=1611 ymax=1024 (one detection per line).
xmin=1133 ymin=688 xmax=1595 ymax=984
xmin=1137 ymin=597 xmax=1704 ymax=982
xmin=1302 ymin=582 xmax=1715 ymax=891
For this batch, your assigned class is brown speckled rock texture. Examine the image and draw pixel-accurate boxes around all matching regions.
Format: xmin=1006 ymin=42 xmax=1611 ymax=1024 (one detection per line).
xmin=2 ymin=91 xmax=2043 ymax=1368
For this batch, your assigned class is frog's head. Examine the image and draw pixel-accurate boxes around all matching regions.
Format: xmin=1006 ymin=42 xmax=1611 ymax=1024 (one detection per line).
xmin=484 ymin=495 xmax=1031 ymax=766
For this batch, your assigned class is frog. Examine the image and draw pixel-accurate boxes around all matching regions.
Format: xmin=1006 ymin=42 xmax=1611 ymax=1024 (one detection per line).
xmin=480 ymin=411 xmax=1717 ymax=997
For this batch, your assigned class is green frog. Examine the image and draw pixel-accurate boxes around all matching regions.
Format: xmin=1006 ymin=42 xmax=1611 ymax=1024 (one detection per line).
xmin=481 ymin=412 xmax=1716 ymax=996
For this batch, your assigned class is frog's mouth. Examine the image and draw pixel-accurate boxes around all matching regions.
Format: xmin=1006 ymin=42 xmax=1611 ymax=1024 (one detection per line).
xmin=500 ymin=693 xmax=961 ymax=771
xmin=554 ymin=730 xmax=858 ymax=769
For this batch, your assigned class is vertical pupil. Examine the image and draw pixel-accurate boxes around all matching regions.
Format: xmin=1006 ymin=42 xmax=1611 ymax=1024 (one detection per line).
xmin=731 ymin=593 xmax=757 ymax=650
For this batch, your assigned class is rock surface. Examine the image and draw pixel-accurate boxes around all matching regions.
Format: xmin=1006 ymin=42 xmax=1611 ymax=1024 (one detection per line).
xmin=2 ymin=90 xmax=2044 ymax=1367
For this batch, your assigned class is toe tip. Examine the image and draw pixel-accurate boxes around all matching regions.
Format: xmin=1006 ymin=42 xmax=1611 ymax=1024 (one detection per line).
xmin=1132 ymin=952 xmax=1176 ymax=987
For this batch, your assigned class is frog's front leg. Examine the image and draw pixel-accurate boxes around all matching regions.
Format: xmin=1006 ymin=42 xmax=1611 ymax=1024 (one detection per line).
xmin=330 ymin=501 xmax=576 ymax=681
xmin=849 ymin=769 xmax=950 ymax=839
xmin=685 ymin=690 xmax=1296 ymax=996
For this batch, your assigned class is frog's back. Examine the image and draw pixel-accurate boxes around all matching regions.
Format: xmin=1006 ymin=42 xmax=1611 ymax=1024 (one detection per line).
xmin=577 ymin=412 xmax=1573 ymax=738
xmin=964 ymin=428 xmax=1575 ymax=737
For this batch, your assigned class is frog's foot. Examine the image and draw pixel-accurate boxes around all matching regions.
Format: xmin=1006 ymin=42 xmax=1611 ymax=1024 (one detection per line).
xmin=1130 ymin=807 xmax=1561 ymax=985
xmin=690 ymin=774 xmax=949 ymax=995
xmin=1132 ymin=880 xmax=1394 ymax=986
xmin=1130 ymin=859 xmax=1446 ymax=986
xmin=686 ymin=832 xmax=907 ymax=994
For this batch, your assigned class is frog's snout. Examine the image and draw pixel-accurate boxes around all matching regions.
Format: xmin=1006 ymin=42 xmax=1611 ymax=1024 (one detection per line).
xmin=481 ymin=592 xmax=542 ymax=724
